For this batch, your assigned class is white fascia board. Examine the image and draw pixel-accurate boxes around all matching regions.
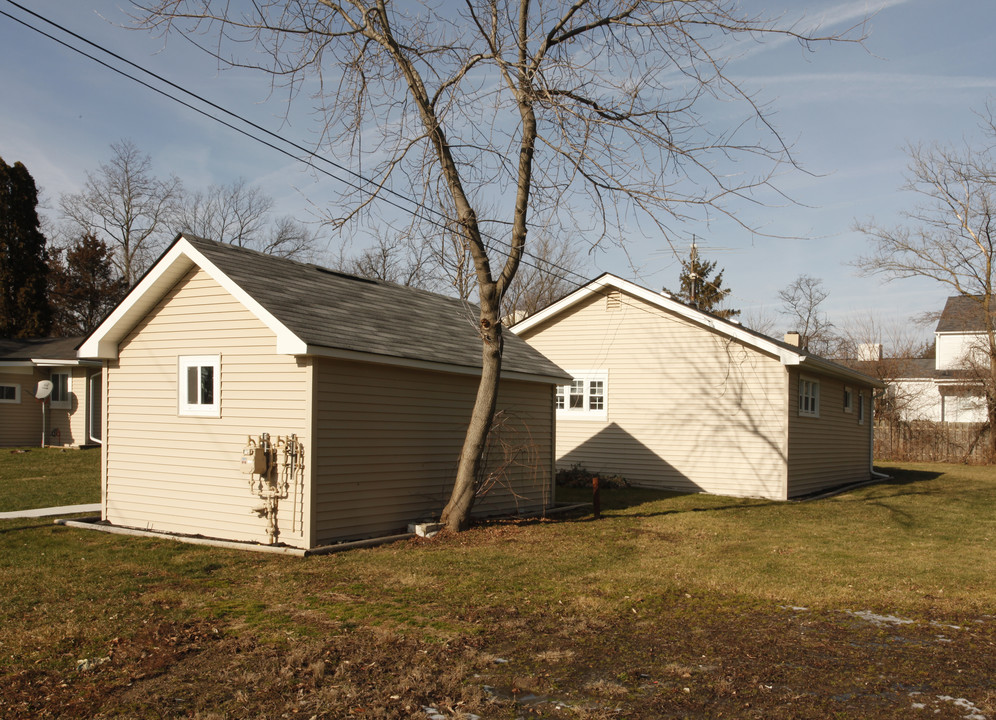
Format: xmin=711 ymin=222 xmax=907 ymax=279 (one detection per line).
xmin=30 ymin=358 xmax=102 ymax=367
xmin=78 ymin=236 xmax=307 ymax=359
xmin=304 ymin=344 xmax=571 ymax=385
xmin=513 ymin=273 xmax=801 ymax=365
xmin=510 ymin=280 xmax=609 ymax=335
xmin=177 ymin=238 xmax=307 ymax=355
xmin=796 ymin=355 xmax=885 ymax=388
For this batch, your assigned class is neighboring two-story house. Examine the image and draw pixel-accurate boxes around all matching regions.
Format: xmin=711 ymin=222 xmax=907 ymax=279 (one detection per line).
xmin=871 ymin=296 xmax=991 ymax=423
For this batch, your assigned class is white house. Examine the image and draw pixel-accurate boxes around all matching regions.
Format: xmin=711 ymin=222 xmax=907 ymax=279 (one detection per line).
xmin=78 ymin=235 xmax=568 ymax=551
xmin=512 ymin=274 xmax=883 ymax=500
xmin=0 ymin=337 xmax=101 ymax=447
xmin=872 ymin=296 xmax=990 ymax=423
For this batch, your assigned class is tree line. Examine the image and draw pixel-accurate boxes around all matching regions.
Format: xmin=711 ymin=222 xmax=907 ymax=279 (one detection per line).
xmin=2 ymin=139 xmax=588 ymax=338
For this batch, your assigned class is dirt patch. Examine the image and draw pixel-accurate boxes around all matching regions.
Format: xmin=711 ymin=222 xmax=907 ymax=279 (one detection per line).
xmin=2 ymin=600 xmax=992 ymax=719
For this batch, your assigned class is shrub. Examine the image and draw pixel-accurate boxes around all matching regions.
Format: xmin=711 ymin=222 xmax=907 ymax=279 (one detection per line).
xmin=556 ymin=463 xmax=629 ymax=489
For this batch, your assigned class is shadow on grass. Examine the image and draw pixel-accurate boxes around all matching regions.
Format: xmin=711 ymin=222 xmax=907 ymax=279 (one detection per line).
xmin=0 ymin=522 xmax=55 ymax=534
xmin=551 ymin=485 xmax=786 ymax=521
xmin=873 ymin=466 xmax=945 ymax=486
xmin=552 ymin=465 xmax=951 ymax=523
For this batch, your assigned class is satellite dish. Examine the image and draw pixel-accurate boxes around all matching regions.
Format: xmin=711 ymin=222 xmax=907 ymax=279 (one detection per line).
xmin=35 ymin=380 xmax=53 ymax=400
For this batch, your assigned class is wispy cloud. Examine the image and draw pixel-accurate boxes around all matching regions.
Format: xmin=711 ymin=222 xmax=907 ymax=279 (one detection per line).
xmin=726 ymin=0 xmax=919 ymax=60
xmin=735 ymin=71 xmax=996 ymax=101
xmin=801 ymin=0 xmax=919 ymax=33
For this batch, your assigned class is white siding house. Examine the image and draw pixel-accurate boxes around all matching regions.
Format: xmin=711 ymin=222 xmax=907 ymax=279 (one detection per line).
xmin=866 ymin=296 xmax=992 ymax=424
xmin=513 ymin=274 xmax=883 ymax=500
xmin=79 ymin=235 xmax=568 ymax=551
xmin=0 ymin=337 xmax=101 ymax=447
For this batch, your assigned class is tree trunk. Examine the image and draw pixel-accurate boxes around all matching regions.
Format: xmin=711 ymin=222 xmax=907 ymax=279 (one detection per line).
xmin=440 ymin=298 xmax=503 ymax=531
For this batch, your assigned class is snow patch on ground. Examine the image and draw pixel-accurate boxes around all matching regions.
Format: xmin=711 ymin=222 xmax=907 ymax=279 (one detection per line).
xmin=847 ymin=610 xmax=915 ymax=626
xmin=909 ymin=692 xmax=988 ymax=719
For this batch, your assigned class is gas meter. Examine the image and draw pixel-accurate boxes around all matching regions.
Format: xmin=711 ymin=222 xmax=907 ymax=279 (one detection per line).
xmin=240 ymin=441 xmax=269 ymax=475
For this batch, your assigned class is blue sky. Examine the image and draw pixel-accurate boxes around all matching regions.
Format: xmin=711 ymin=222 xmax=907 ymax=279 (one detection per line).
xmin=2 ymin=0 xmax=995 ymax=346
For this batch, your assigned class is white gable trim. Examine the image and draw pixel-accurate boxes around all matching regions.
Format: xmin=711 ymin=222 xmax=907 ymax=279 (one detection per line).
xmin=512 ymin=274 xmax=798 ymax=363
xmin=511 ymin=273 xmax=883 ymax=388
xmin=78 ymin=235 xmax=307 ymax=359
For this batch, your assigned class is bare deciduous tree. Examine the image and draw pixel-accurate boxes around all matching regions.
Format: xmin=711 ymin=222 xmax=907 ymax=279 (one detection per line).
xmin=135 ymin=0 xmax=859 ymax=530
xmin=835 ymin=313 xmax=935 ymax=423
xmin=778 ymin=274 xmax=840 ymax=356
xmin=502 ymin=232 xmax=585 ymax=320
xmin=855 ymin=106 xmax=996 ymax=449
xmin=179 ymin=178 xmax=320 ymax=260
xmin=739 ymin=306 xmax=778 ymax=337
xmin=60 ymin=139 xmax=182 ymax=285
xmin=347 ymin=229 xmax=436 ymax=287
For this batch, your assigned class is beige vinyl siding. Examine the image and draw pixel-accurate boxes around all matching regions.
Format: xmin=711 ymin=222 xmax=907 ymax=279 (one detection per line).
xmin=45 ymin=367 xmax=91 ymax=446
xmin=0 ymin=368 xmax=44 ymax=446
xmin=520 ymin=290 xmax=790 ymax=499
xmin=313 ymin=358 xmax=554 ymax=544
xmin=787 ymin=368 xmax=873 ymax=497
xmin=103 ymin=268 xmax=310 ymax=547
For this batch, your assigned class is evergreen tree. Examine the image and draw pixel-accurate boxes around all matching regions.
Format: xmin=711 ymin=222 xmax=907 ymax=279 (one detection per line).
xmin=0 ymin=157 xmax=51 ymax=337
xmin=670 ymin=243 xmax=739 ymax=319
xmin=49 ymin=234 xmax=128 ymax=335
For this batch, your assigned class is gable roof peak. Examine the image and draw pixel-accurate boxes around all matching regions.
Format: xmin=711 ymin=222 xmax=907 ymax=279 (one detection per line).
xmin=935 ymin=294 xmax=996 ymax=333
xmin=79 ymin=234 xmax=568 ymax=383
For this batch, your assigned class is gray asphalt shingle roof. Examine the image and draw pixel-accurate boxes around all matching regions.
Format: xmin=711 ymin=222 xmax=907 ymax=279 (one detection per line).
xmin=186 ymin=236 xmax=566 ymax=380
xmin=935 ymin=295 xmax=995 ymax=333
xmin=0 ymin=336 xmax=84 ymax=361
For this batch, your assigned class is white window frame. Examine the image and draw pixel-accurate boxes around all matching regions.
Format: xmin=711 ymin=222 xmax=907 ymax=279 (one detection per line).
xmin=0 ymin=383 xmax=20 ymax=404
xmin=88 ymin=371 xmax=102 ymax=444
xmin=798 ymin=376 xmax=820 ymax=418
xmin=50 ymin=371 xmax=71 ymax=410
xmin=178 ymin=355 xmax=221 ymax=417
xmin=843 ymin=386 xmax=853 ymax=414
xmin=556 ymin=371 xmax=608 ymax=420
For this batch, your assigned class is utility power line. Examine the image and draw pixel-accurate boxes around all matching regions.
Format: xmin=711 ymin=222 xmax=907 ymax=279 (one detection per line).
xmin=0 ymin=0 xmax=589 ymax=289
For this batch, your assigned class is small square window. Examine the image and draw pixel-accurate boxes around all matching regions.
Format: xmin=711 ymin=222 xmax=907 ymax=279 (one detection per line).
xmin=0 ymin=384 xmax=19 ymax=403
xmin=179 ymin=355 xmax=220 ymax=417
xmin=555 ymin=385 xmax=565 ymax=410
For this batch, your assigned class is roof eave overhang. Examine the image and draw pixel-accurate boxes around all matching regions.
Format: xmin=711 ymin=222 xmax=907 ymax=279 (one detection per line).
xmin=31 ymin=358 xmax=102 ymax=367
xmin=79 ymin=235 xmax=305 ymax=360
xmin=0 ymin=359 xmax=100 ymax=368
xmin=302 ymin=344 xmax=570 ymax=385
xmin=796 ymin=355 xmax=886 ymax=388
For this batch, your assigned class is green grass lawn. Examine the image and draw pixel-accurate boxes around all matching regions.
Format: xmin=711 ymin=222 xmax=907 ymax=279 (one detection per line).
xmin=0 ymin=446 xmax=100 ymax=511
xmin=0 ymin=457 xmax=993 ymax=719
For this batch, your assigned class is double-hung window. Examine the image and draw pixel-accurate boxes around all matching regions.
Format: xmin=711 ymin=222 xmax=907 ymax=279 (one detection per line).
xmin=843 ymin=386 xmax=853 ymax=413
xmin=798 ymin=377 xmax=819 ymax=417
xmin=50 ymin=371 xmax=71 ymax=409
xmin=179 ymin=355 xmax=220 ymax=417
xmin=556 ymin=371 xmax=607 ymax=419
